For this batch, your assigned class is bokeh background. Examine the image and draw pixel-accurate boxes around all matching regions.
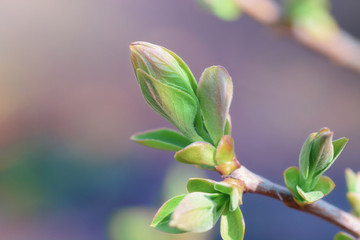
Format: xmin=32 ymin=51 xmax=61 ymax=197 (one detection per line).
xmin=1 ymin=0 xmax=360 ymax=239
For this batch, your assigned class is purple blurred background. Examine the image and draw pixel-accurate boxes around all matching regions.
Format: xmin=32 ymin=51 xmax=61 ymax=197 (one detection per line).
xmin=0 ymin=0 xmax=360 ymax=239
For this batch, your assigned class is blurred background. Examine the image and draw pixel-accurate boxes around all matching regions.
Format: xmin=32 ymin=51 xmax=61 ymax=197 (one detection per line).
xmin=0 ymin=0 xmax=360 ymax=239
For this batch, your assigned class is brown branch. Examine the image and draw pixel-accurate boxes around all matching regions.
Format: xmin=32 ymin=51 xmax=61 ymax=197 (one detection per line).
xmin=230 ymin=166 xmax=360 ymax=237
xmin=234 ymin=0 xmax=360 ymax=75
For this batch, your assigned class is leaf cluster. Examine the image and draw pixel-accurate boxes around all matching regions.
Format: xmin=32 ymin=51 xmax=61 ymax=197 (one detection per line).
xmin=151 ymin=178 xmax=245 ymax=240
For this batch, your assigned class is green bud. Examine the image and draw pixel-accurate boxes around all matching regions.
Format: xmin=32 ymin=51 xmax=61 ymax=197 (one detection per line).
xmin=309 ymin=128 xmax=334 ymax=176
xmin=298 ymin=128 xmax=348 ymax=192
xmin=299 ymin=128 xmax=332 ymax=190
xmin=285 ymin=128 xmax=347 ymax=205
xmin=130 ymin=42 xmax=198 ymax=97
xmin=130 ymin=42 xmax=203 ymax=141
xmin=169 ymin=192 xmax=227 ymax=233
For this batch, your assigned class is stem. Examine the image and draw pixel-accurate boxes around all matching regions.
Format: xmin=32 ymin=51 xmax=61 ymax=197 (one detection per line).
xmin=234 ymin=0 xmax=360 ymax=75
xmin=230 ymin=166 xmax=360 ymax=237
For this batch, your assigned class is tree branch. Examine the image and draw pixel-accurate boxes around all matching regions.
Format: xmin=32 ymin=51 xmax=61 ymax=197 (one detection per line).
xmin=230 ymin=166 xmax=360 ymax=237
xmin=234 ymin=0 xmax=360 ymax=75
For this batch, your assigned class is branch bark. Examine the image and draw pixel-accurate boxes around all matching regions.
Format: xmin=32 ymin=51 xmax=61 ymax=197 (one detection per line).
xmin=230 ymin=166 xmax=360 ymax=237
xmin=234 ymin=0 xmax=360 ymax=75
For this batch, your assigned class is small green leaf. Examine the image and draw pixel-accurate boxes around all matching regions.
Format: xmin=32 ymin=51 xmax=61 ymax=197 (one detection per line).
xmin=197 ymin=66 xmax=233 ymax=145
xmin=313 ymin=175 xmax=335 ymax=197
xmin=131 ymin=128 xmax=192 ymax=151
xmin=174 ymin=142 xmax=216 ymax=168
xmin=334 ymin=232 xmax=355 ymax=240
xmin=347 ymin=193 xmax=360 ymax=217
xmin=215 ymin=135 xmax=239 ymax=175
xmin=345 ymin=168 xmax=360 ymax=195
xmin=299 ymin=133 xmax=316 ymax=180
xmin=215 ymin=135 xmax=235 ymax=165
xmin=136 ymin=69 xmax=202 ymax=142
xmin=283 ymin=167 xmax=305 ymax=204
xmin=229 ymin=188 xmax=241 ymax=212
xmin=151 ymin=195 xmax=186 ymax=233
xmin=345 ymin=168 xmax=357 ymax=193
xmin=224 ymin=114 xmax=232 ymax=136
xmin=220 ymin=207 xmax=245 ymax=240
xmin=332 ymin=138 xmax=349 ymax=162
xmin=170 ymin=192 xmax=226 ymax=232
xmin=187 ymin=178 xmax=218 ymax=193
xmin=296 ymin=186 xmax=324 ymax=203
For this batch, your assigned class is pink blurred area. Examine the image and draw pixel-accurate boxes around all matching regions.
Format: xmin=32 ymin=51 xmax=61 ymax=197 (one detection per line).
xmin=0 ymin=0 xmax=360 ymax=239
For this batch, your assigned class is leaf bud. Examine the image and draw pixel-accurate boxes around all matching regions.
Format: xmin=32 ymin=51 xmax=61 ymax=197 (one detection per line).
xmin=130 ymin=42 xmax=202 ymax=141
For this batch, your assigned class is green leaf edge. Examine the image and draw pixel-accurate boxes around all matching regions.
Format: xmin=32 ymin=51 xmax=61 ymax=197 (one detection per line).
xmin=131 ymin=128 xmax=192 ymax=151
xmin=151 ymin=194 xmax=187 ymax=234
xmin=187 ymin=178 xmax=218 ymax=193
xmin=220 ymin=206 xmax=245 ymax=240
xmin=332 ymin=137 xmax=349 ymax=163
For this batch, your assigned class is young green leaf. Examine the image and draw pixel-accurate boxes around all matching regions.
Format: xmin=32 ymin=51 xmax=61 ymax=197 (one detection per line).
xmin=283 ymin=167 xmax=305 ymax=204
xmin=347 ymin=193 xmax=360 ymax=217
xmin=136 ymin=69 xmax=202 ymax=142
xmin=332 ymin=138 xmax=349 ymax=162
xmin=174 ymin=142 xmax=216 ymax=168
xmin=215 ymin=135 xmax=235 ymax=165
xmin=299 ymin=132 xmax=316 ymax=180
xmin=334 ymin=232 xmax=355 ymax=240
xmin=296 ymin=186 xmax=324 ymax=203
xmin=345 ymin=168 xmax=357 ymax=193
xmin=229 ymin=188 xmax=241 ymax=212
xmin=197 ymin=66 xmax=233 ymax=145
xmin=224 ymin=114 xmax=232 ymax=136
xmin=170 ymin=192 xmax=226 ymax=232
xmin=215 ymin=135 xmax=239 ymax=175
xmin=220 ymin=207 xmax=245 ymax=240
xmin=187 ymin=178 xmax=218 ymax=193
xmin=151 ymin=195 xmax=186 ymax=233
xmin=131 ymin=128 xmax=192 ymax=151
xmin=312 ymin=175 xmax=335 ymax=197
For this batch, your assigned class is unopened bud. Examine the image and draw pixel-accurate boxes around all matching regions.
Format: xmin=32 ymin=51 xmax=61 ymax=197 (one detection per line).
xmin=309 ymin=128 xmax=334 ymax=175
xmin=130 ymin=42 xmax=202 ymax=141
xmin=130 ymin=41 xmax=197 ymax=98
